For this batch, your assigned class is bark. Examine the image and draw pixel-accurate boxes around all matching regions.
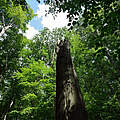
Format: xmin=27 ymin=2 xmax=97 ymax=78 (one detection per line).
xmin=0 ymin=24 xmax=12 ymax=37
xmin=0 ymin=15 xmax=13 ymax=37
xmin=56 ymin=40 xmax=88 ymax=120
xmin=0 ymin=98 xmax=14 ymax=120
xmin=0 ymin=84 xmax=14 ymax=120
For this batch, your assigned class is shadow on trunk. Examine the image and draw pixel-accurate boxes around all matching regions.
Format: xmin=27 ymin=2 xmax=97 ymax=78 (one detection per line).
xmin=56 ymin=40 xmax=88 ymax=120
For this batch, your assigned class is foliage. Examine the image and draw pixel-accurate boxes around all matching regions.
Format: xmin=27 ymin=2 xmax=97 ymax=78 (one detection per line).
xmin=0 ymin=0 xmax=34 ymax=119
xmin=42 ymin=0 xmax=120 ymax=119
xmin=69 ymin=24 xmax=120 ymax=119
xmin=0 ymin=0 xmax=34 ymax=37
xmin=4 ymin=27 xmax=68 ymax=119
xmin=0 ymin=0 xmax=120 ymax=119
xmin=44 ymin=0 xmax=120 ymax=33
xmin=9 ymin=59 xmax=55 ymax=120
xmin=20 ymin=27 xmax=68 ymax=66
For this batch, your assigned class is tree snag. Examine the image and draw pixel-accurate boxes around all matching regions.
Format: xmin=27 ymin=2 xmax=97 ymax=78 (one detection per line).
xmin=56 ymin=40 xmax=88 ymax=120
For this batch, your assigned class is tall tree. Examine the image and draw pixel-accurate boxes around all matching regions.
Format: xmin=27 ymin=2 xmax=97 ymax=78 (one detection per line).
xmin=0 ymin=0 xmax=34 ymax=36
xmin=69 ymin=20 xmax=120 ymax=119
xmin=56 ymin=39 xmax=88 ymax=120
xmin=41 ymin=0 xmax=120 ymax=119
xmin=0 ymin=0 xmax=34 ymax=119
xmin=36 ymin=1 xmax=89 ymax=119
xmin=6 ymin=28 xmax=65 ymax=120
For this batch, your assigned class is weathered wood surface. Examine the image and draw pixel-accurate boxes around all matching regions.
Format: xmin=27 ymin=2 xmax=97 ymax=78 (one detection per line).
xmin=56 ymin=40 xmax=88 ymax=120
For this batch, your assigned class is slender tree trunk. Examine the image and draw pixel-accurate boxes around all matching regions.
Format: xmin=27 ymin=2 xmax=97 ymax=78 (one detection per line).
xmin=56 ymin=40 xmax=88 ymax=120
xmin=0 ymin=99 xmax=14 ymax=120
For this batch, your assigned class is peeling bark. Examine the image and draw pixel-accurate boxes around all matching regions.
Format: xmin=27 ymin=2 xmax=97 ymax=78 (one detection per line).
xmin=56 ymin=40 xmax=88 ymax=120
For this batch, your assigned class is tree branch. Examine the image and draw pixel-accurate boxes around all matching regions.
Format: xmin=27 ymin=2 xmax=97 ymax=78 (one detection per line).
xmin=0 ymin=14 xmax=13 ymax=37
xmin=0 ymin=24 xmax=13 ymax=37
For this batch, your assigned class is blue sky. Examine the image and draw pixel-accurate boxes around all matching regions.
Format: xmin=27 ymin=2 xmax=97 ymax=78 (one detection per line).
xmin=24 ymin=0 xmax=69 ymax=39
xmin=26 ymin=0 xmax=43 ymax=30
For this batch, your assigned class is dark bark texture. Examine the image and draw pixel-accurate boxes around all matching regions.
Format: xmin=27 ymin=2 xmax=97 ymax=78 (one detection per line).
xmin=56 ymin=40 xmax=88 ymax=120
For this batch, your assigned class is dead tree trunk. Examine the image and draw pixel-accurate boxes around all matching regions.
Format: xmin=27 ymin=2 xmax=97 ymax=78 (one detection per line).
xmin=56 ymin=40 xmax=88 ymax=120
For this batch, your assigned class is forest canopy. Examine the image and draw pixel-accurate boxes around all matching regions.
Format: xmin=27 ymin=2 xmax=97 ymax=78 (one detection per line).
xmin=0 ymin=0 xmax=120 ymax=120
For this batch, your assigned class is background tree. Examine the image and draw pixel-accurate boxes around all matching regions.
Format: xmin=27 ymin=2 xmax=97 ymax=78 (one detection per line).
xmin=0 ymin=0 xmax=34 ymax=36
xmin=70 ymin=21 xmax=120 ymax=119
xmin=41 ymin=0 xmax=120 ymax=119
xmin=0 ymin=0 xmax=34 ymax=119
xmin=9 ymin=59 xmax=55 ymax=120
xmin=1 ymin=0 xmax=120 ymax=119
xmin=3 ymin=27 xmax=68 ymax=120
